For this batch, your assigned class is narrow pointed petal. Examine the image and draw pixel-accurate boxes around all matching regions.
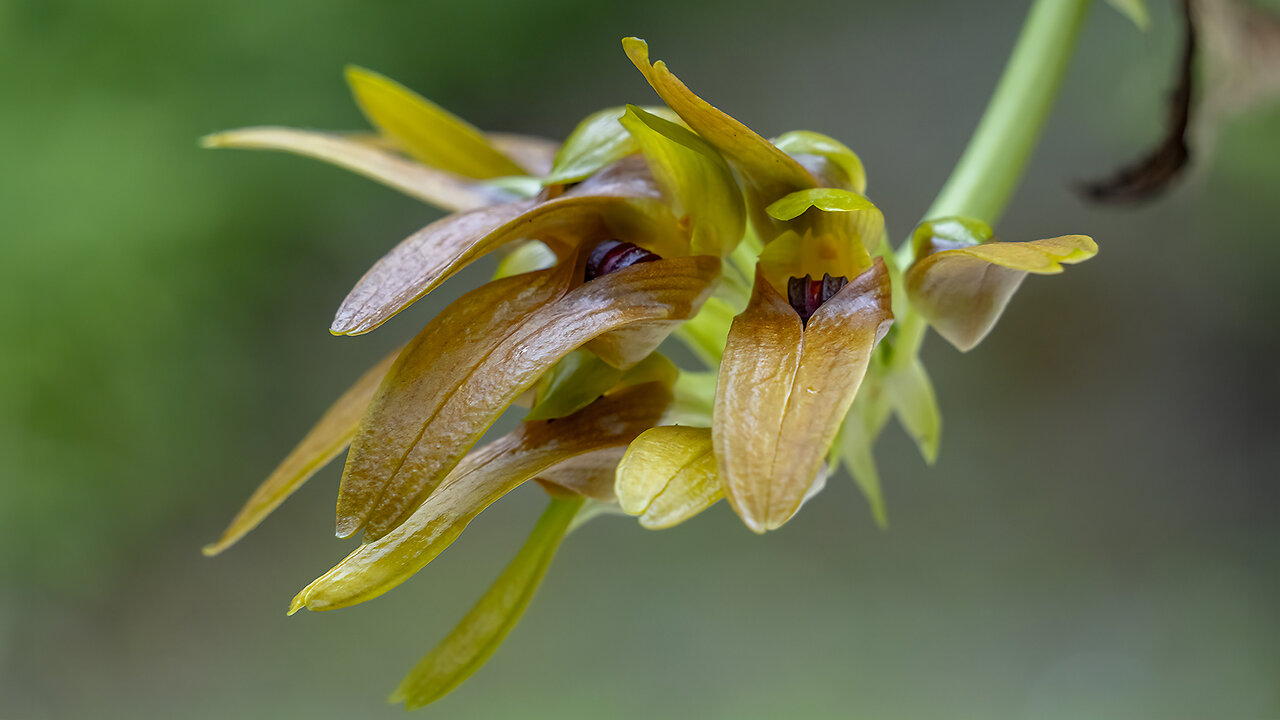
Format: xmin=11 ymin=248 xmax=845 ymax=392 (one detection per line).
xmin=622 ymin=38 xmax=815 ymax=204
xmin=294 ymin=382 xmax=670 ymax=612
xmin=338 ymin=256 xmax=719 ymax=541
xmin=885 ymin=358 xmax=942 ymax=466
xmin=905 ymin=234 xmax=1097 ymax=351
xmin=714 ymin=261 xmax=893 ymax=532
xmin=619 ymin=105 xmax=745 ymax=257
xmin=202 ymin=350 xmax=400 ymax=556
xmin=345 ymin=66 xmax=527 ymax=179
xmin=391 ymin=494 xmax=583 ymax=710
xmin=616 ymin=426 xmax=722 ymax=529
xmin=837 ymin=404 xmax=889 ymax=528
xmin=331 ymin=158 xmax=681 ymax=336
xmin=202 ymin=127 xmax=505 ymax=212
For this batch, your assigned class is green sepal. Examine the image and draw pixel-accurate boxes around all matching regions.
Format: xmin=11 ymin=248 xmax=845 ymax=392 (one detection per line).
xmin=492 ymin=240 xmax=557 ymax=280
xmin=765 ymin=187 xmax=878 ymax=222
xmin=390 ymin=494 xmax=584 ymax=710
xmin=884 ymin=358 xmax=942 ymax=465
xmin=910 ymin=216 xmax=993 ymax=259
xmin=1106 ymin=0 xmax=1149 ymax=30
xmin=619 ymin=105 xmax=746 ymax=257
xmin=526 ymin=350 xmax=677 ymax=422
xmin=772 ymin=130 xmax=868 ymax=193
xmin=543 ymin=105 xmax=681 ymax=185
xmin=673 ymin=295 xmax=737 ymax=368
xmin=836 ymin=396 xmax=889 ymax=529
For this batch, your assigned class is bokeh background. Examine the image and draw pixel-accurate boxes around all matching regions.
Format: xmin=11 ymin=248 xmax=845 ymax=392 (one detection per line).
xmin=2 ymin=1 xmax=1278 ymax=718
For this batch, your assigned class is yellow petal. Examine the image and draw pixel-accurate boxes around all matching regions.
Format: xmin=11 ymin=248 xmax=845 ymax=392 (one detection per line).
xmin=616 ymin=426 xmax=722 ymax=529
xmin=905 ymin=234 xmax=1097 ymax=351
xmin=293 ymin=382 xmax=670 ymax=612
xmin=622 ymin=38 xmax=815 ymax=206
xmin=201 ymin=127 xmax=506 ymax=212
xmin=345 ymin=66 xmax=527 ymax=179
xmin=714 ymin=261 xmax=893 ymax=532
xmin=390 ymin=494 xmax=583 ymax=709
xmin=619 ymin=105 xmax=745 ymax=258
xmin=338 ymin=255 xmax=720 ymax=541
xmin=331 ymin=157 xmax=683 ymax=336
xmin=201 ymin=349 xmax=399 ymax=556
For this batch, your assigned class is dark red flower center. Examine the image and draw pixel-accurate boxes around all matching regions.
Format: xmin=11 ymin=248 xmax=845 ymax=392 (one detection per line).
xmin=585 ymin=240 xmax=662 ymax=282
xmin=787 ymin=273 xmax=848 ymax=324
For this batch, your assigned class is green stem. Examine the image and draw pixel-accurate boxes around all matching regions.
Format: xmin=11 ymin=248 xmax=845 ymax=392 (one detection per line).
xmin=890 ymin=0 xmax=1091 ymax=365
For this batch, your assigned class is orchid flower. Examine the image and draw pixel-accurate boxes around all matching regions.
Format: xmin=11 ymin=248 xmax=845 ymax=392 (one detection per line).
xmin=205 ymin=0 xmax=1111 ymax=705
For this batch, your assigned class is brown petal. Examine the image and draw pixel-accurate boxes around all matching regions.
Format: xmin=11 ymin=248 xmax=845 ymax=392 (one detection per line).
xmin=714 ymin=261 xmax=892 ymax=532
xmin=292 ymin=382 xmax=671 ymax=612
xmin=533 ymin=447 xmax=626 ymax=502
xmin=201 ymin=127 xmax=506 ymax=212
xmin=338 ymin=255 xmax=720 ymax=541
xmin=202 ymin=349 xmax=400 ymax=556
xmin=331 ymin=157 xmax=681 ymax=336
xmin=905 ymin=235 xmax=1097 ymax=351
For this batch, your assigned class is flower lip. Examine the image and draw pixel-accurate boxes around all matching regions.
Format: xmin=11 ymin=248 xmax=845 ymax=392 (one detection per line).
xmin=786 ymin=273 xmax=848 ymax=324
xmin=585 ymin=240 xmax=662 ymax=282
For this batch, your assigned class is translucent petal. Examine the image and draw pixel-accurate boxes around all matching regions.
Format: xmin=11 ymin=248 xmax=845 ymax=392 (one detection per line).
xmin=616 ymin=426 xmax=722 ymax=529
xmin=345 ymin=66 xmax=527 ymax=179
xmin=337 ymin=255 xmax=719 ymax=540
xmin=619 ymin=105 xmax=745 ymax=257
xmin=885 ymin=358 xmax=941 ymax=465
xmin=201 ymin=350 xmax=399 ymax=556
xmin=543 ymin=105 xmax=680 ymax=185
xmin=292 ymin=382 xmax=670 ymax=612
xmin=533 ymin=447 xmax=626 ymax=501
xmin=906 ymin=234 xmax=1097 ymax=351
xmin=390 ymin=494 xmax=583 ymax=710
xmin=772 ymin=131 xmax=868 ymax=194
xmin=1106 ymin=0 xmax=1149 ymax=29
xmin=202 ymin=128 xmax=504 ymax=212
xmin=714 ymin=261 xmax=892 ymax=532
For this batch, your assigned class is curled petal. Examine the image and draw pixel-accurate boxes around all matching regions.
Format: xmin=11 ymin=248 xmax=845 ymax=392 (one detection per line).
xmin=905 ymin=234 xmax=1097 ymax=351
xmin=202 ymin=349 xmax=400 ymax=556
xmin=331 ymin=157 xmax=682 ymax=336
xmin=294 ymin=382 xmax=671 ymax=612
xmin=338 ymin=255 xmax=720 ymax=540
xmin=714 ymin=261 xmax=893 ymax=533
xmin=390 ymin=494 xmax=583 ymax=710
xmin=543 ymin=105 xmax=681 ymax=185
xmin=622 ymin=37 xmax=815 ymax=205
xmin=345 ymin=66 xmax=528 ymax=179
xmin=201 ymin=128 xmax=507 ymax=212
xmin=619 ymin=105 xmax=745 ymax=258
xmin=616 ymin=426 xmax=722 ymax=529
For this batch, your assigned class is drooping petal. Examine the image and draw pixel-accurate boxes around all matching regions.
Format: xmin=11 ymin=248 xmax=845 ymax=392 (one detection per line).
xmin=293 ymin=382 xmax=671 ymax=612
xmin=390 ymin=494 xmax=583 ymax=710
xmin=201 ymin=350 xmax=400 ymax=556
xmin=533 ymin=447 xmax=626 ymax=501
xmin=714 ymin=261 xmax=893 ymax=532
xmin=345 ymin=66 xmax=528 ymax=179
xmin=884 ymin=358 xmax=942 ymax=466
xmin=201 ymin=128 xmax=506 ymax=212
xmin=619 ymin=105 xmax=745 ymax=258
xmin=622 ymin=38 xmax=816 ymax=205
xmin=338 ymin=255 xmax=719 ymax=540
xmin=331 ymin=157 xmax=683 ymax=336
xmin=616 ymin=426 xmax=722 ymax=529
xmin=905 ymin=234 xmax=1097 ymax=351
xmin=835 ymin=397 xmax=889 ymax=528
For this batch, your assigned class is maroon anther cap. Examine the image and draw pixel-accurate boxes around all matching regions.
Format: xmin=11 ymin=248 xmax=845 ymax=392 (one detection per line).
xmin=585 ymin=240 xmax=662 ymax=282
xmin=787 ymin=273 xmax=848 ymax=324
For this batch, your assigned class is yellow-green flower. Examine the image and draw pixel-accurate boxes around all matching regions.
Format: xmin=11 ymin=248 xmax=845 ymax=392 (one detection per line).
xmin=204 ymin=31 xmax=1098 ymax=709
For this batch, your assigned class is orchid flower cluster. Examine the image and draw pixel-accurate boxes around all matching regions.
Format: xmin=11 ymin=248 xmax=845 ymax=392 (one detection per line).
xmin=204 ymin=31 xmax=1096 ymax=709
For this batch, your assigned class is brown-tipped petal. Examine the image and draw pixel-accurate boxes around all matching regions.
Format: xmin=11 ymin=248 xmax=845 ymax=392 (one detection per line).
xmin=331 ymin=159 xmax=681 ymax=336
xmin=714 ymin=261 xmax=892 ymax=532
xmin=905 ymin=235 xmax=1097 ymax=352
xmin=622 ymin=38 xmax=816 ymax=205
xmin=202 ymin=349 xmax=400 ymax=556
xmin=293 ymin=382 xmax=671 ymax=612
xmin=338 ymin=255 xmax=720 ymax=541
xmin=533 ymin=447 xmax=626 ymax=502
xmin=202 ymin=127 xmax=505 ymax=212
xmin=616 ymin=426 xmax=722 ymax=529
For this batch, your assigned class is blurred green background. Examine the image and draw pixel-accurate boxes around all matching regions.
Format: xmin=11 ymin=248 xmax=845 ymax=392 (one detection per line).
xmin=2 ymin=1 xmax=1278 ymax=718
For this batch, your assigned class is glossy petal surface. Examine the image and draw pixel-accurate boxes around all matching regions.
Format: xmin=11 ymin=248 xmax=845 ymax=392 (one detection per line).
xmin=294 ymin=383 xmax=670 ymax=611
xmin=616 ymin=425 xmax=722 ymax=529
xmin=906 ymin=234 xmax=1097 ymax=351
xmin=714 ymin=262 xmax=892 ymax=532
